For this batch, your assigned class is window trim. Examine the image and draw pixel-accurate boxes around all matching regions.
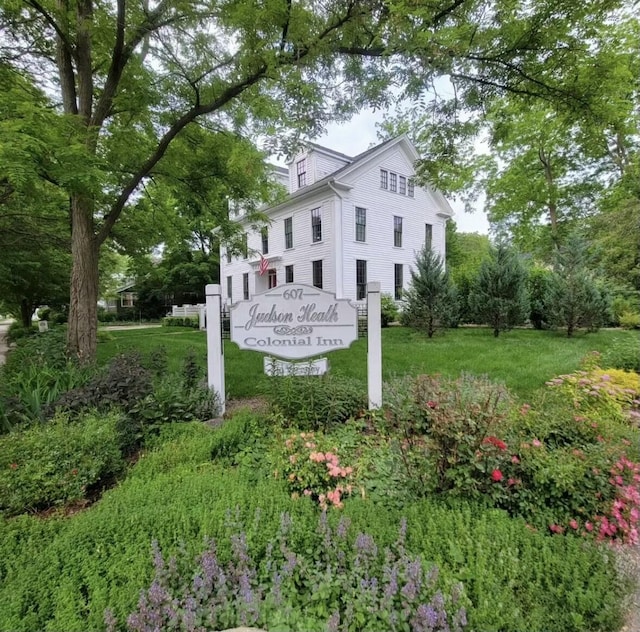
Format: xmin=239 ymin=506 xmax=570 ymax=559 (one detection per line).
xmin=267 ymin=268 xmax=277 ymax=289
xmin=389 ymin=172 xmax=397 ymax=193
xmin=394 ymin=264 xmax=403 ymax=300
xmin=356 ymin=259 xmax=367 ymax=300
xmin=399 ymin=175 xmax=407 ymax=195
xmin=285 ymin=264 xmax=294 ymax=283
xmin=296 ymin=158 xmax=306 ymax=188
xmin=380 ymin=169 xmax=388 ymax=190
xmin=408 ymin=178 xmax=415 ymax=198
xmin=242 ymin=273 xmax=249 ymax=300
xmin=311 ymin=207 xmax=322 ymax=243
xmin=355 ymin=206 xmax=366 ymax=242
xmin=312 ymin=259 xmax=323 ymax=289
xmin=393 ymin=215 xmax=403 ymax=248
xmin=284 ymin=217 xmax=293 ymax=249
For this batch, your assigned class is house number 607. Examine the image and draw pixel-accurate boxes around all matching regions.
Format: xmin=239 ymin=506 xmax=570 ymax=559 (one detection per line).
xmin=282 ymin=288 xmax=304 ymax=300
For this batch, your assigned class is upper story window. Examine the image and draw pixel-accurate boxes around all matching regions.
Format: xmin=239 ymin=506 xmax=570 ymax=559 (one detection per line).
xmin=311 ymin=207 xmax=322 ymax=242
xmin=312 ymin=259 xmax=323 ymax=288
xmin=355 ymin=207 xmax=366 ymax=242
xmin=226 ymin=248 xmax=231 ymax=264
xmin=261 ymin=227 xmax=269 ymax=254
xmin=399 ymin=176 xmax=407 ymax=195
xmin=284 ymin=217 xmax=293 ymax=249
xmin=408 ymin=178 xmax=415 ymax=197
xmin=394 ymin=216 xmax=403 ymax=248
xmin=241 ymin=233 xmax=248 ymax=259
xmin=380 ymin=169 xmax=388 ymax=190
xmin=285 ymin=264 xmax=294 ymax=283
xmin=390 ymin=172 xmax=397 ymax=193
xmin=226 ymin=276 xmax=233 ymax=302
xmin=425 ymin=223 xmax=433 ymax=251
xmin=296 ymin=159 xmax=307 ymax=188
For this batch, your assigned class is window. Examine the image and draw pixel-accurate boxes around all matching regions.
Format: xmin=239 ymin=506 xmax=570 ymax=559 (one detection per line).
xmin=312 ymin=260 xmax=323 ymax=288
xmin=311 ymin=207 xmax=322 ymax=242
xmin=261 ymin=227 xmax=269 ymax=254
xmin=296 ymin=159 xmax=306 ymax=187
xmin=390 ymin=172 xmax=397 ymax=192
xmin=226 ymin=276 xmax=233 ymax=302
xmin=226 ymin=248 xmax=231 ymax=264
xmin=425 ymin=223 xmax=433 ymax=251
xmin=268 ymin=269 xmax=277 ymax=289
xmin=284 ymin=217 xmax=293 ymax=249
xmin=285 ymin=264 xmax=294 ymax=283
xmin=380 ymin=169 xmax=388 ymax=189
xmin=355 ymin=207 xmax=366 ymax=242
xmin=242 ymin=273 xmax=249 ymax=300
xmin=120 ymin=292 xmax=135 ymax=308
xmin=394 ymin=264 xmax=403 ymax=300
xmin=356 ymin=259 xmax=367 ymax=300
xmin=241 ymin=233 xmax=248 ymax=259
xmin=394 ymin=216 xmax=403 ymax=248
xmin=399 ymin=176 xmax=407 ymax=195
xmin=408 ymin=178 xmax=415 ymax=197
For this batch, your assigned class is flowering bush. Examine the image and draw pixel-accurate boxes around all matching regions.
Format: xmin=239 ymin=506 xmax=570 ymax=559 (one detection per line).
xmin=278 ymin=431 xmax=355 ymax=509
xmin=106 ymin=512 xmax=468 ymax=632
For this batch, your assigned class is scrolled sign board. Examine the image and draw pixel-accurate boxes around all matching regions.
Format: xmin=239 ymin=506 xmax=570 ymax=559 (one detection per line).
xmin=230 ymin=284 xmax=358 ymax=360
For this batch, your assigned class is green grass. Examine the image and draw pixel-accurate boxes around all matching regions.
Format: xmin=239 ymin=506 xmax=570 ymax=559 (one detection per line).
xmin=97 ymin=326 xmax=639 ymax=400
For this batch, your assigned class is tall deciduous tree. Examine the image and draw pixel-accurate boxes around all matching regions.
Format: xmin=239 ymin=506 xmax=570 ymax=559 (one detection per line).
xmin=469 ymin=243 xmax=529 ymax=337
xmin=1 ymin=0 xmax=629 ymax=361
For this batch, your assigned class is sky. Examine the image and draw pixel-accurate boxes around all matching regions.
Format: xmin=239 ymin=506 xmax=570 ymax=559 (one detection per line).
xmin=311 ymin=109 xmax=491 ymax=235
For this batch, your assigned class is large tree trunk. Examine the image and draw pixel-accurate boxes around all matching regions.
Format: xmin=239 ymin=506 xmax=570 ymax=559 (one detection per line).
xmin=67 ymin=194 xmax=99 ymax=363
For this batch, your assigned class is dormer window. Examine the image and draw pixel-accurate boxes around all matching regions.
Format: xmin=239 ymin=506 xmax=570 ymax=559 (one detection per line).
xmin=296 ymin=159 xmax=307 ymax=187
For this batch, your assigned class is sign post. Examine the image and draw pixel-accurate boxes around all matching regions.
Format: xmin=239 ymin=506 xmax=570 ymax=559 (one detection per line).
xmin=367 ymin=282 xmax=382 ymax=409
xmin=205 ymin=284 xmax=225 ymax=416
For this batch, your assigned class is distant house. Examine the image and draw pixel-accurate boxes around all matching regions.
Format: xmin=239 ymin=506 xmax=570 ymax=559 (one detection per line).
xmin=220 ymin=135 xmax=453 ymax=303
xmin=115 ymin=281 xmax=137 ymax=311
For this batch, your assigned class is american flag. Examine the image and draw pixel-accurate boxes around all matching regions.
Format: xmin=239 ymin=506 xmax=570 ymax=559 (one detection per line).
xmin=258 ymin=254 xmax=269 ymax=275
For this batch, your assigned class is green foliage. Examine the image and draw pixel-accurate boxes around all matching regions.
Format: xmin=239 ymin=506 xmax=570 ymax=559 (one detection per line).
xmin=547 ymin=235 xmax=611 ymax=336
xmin=401 ymin=246 xmax=458 ymax=336
xmin=162 ymin=316 xmax=200 ymax=328
xmin=619 ymin=311 xmax=640 ymax=330
xmin=602 ymin=337 xmax=640 ymax=373
xmin=0 ymin=411 xmax=126 ymax=516
xmin=380 ymin=293 xmax=399 ymax=327
xmin=469 ymin=243 xmax=530 ymax=336
xmin=5 ymin=321 xmax=37 ymax=344
xmin=264 ymin=374 xmax=367 ymax=431
xmin=528 ymin=265 xmax=554 ymax=330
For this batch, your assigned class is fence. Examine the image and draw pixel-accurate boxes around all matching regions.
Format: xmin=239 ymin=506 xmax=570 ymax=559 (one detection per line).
xmin=171 ymin=304 xmax=204 ymax=318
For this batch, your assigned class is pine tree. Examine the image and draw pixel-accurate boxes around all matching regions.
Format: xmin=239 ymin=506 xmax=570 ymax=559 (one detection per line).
xmin=469 ymin=243 xmax=529 ymax=337
xmin=402 ymin=247 xmax=458 ymax=337
xmin=546 ymin=234 xmax=610 ymax=337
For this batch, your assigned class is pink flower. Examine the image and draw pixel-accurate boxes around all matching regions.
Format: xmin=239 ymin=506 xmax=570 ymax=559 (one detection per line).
xmin=585 ymin=521 xmax=594 ymax=532
xmin=532 ymin=439 xmax=542 ymax=448
xmin=519 ymin=404 xmax=531 ymax=415
xmin=511 ymin=455 xmax=520 ymax=464
xmin=507 ymin=478 xmax=517 ymax=487
xmin=549 ymin=524 xmax=564 ymax=534
xmin=569 ymin=519 xmax=579 ymax=530
xmin=426 ymin=401 xmax=438 ymax=409
xmin=303 ymin=489 xmax=312 ymax=496
xmin=491 ymin=469 xmax=503 ymax=482
xmin=289 ymin=454 xmax=298 ymax=464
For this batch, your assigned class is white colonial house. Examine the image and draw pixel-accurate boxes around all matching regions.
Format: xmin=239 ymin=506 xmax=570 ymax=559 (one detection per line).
xmin=220 ymin=134 xmax=453 ymax=304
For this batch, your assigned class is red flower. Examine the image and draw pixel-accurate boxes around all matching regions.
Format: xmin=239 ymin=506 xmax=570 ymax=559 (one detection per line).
xmin=71 ymin=469 xmax=78 ymax=476
xmin=483 ymin=436 xmax=508 ymax=451
xmin=426 ymin=401 xmax=438 ymax=409
xmin=9 ymin=463 xmax=18 ymax=470
xmin=491 ymin=469 xmax=503 ymax=482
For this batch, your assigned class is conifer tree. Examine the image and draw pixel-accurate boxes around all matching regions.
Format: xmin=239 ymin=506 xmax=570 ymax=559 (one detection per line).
xmin=402 ymin=247 xmax=457 ymax=338
xmin=469 ymin=243 xmax=529 ymax=337
xmin=547 ymin=234 xmax=610 ymax=337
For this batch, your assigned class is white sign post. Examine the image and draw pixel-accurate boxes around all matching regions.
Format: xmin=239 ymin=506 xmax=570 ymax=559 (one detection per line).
xmin=205 ymin=284 xmax=225 ymax=416
xmin=367 ymin=282 xmax=382 ymax=409
xmin=230 ymin=284 xmax=358 ymax=360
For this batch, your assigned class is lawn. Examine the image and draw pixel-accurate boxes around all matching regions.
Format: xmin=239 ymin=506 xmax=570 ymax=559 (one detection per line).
xmin=97 ymin=325 xmax=639 ymax=399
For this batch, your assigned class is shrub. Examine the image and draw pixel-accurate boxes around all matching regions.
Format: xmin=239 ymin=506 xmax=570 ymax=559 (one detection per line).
xmin=265 ymin=374 xmax=367 ymax=431
xmin=162 ymin=316 xmax=199 ymax=328
xmin=619 ymin=311 xmax=640 ymax=329
xmin=380 ymin=293 xmax=399 ymax=327
xmin=107 ymin=513 xmax=468 ymax=632
xmin=0 ymin=411 xmax=126 ymax=516
xmin=602 ymin=337 xmax=640 ymax=373
xmin=5 ymin=321 xmax=37 ymax=344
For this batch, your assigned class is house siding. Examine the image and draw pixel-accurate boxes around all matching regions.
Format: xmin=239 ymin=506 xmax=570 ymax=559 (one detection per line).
xmin=220 ymin=136 xmax=451 ymax=305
